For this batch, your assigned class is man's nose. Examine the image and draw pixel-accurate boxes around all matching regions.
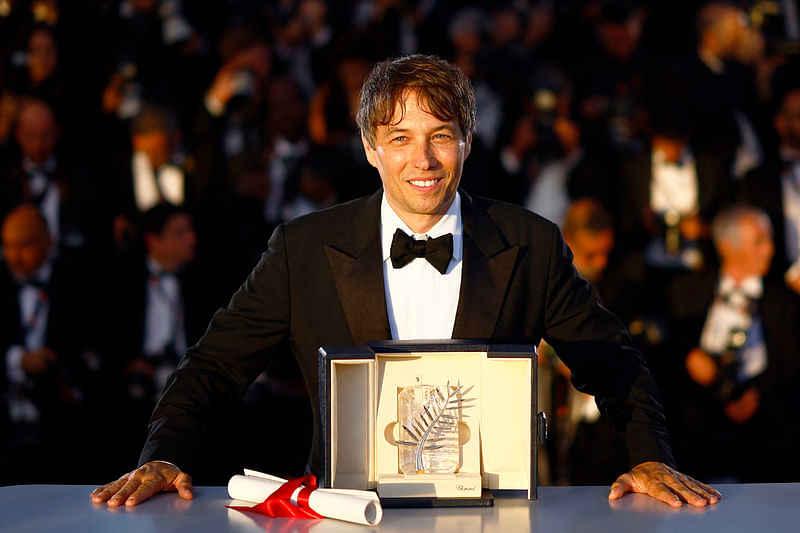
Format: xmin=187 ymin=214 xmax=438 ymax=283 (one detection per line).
xmin=411 ymin=140 xmax=437 ymax=170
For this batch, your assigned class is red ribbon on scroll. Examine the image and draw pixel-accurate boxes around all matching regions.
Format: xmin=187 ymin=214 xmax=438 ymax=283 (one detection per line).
xmin=227 ymin=475 xmax=324 ymax=519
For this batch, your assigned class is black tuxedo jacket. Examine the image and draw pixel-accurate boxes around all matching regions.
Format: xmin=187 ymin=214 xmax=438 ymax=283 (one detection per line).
xmin=618 ymin=147 xmax=730 ymax=250
xmin=738 ymin=158 xmax=793 ymax=277
xmin=668 ymin=270 xmax=800 ymax=404
xmin=140 ymin=190 xmax=674 ymax=475
xmin=0 ymin=259 xmax=96 ymax=419
xmin=0 ymin=158 xmax=103 ymax=253
xmin=101 ymin=256 xmax=219 ymax=366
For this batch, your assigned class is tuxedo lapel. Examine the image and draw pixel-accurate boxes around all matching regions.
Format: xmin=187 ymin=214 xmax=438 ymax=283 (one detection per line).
xmin=324 ymin=191 xmax=392 ymax=344
xmin=0 ymin=267 xmax=25 ymax=344
xmin=452 ymin=192 xmax=519 ymax=339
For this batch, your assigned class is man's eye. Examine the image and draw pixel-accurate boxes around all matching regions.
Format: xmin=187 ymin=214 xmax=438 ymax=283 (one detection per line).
xmin=434 ymin=133 xmax=451 ymax=140
xmin=392 ymin=136 xmax=407 ymax=142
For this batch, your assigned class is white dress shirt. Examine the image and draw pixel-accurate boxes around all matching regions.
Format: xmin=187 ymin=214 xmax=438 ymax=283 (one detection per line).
xmin=22 ymin=156 xmax=61 ymax=243
xmin=650 ymin=148 xmax=698 ymax=217
xmin=132 ymin=151 xmax=185 ymax=212
xmin=700 ymin=274 xmax=767 ymax=381
xmin=381 ymin=193 xmax=463 ymax=340
xmin=5 ymin=261 xmax=52 ymax=423
xmin=5 ymin=261 xmax=53 ymax=383
xmin=525 ymin=148 xmax=584 ymax=228
xmin=143 ymin=256 xmax=186 ymax=359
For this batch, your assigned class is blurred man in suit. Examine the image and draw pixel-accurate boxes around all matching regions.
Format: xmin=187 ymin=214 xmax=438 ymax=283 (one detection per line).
xmin=101 ymin=203 xmax=220 ymax=472
xmin=0 ymin=98 xmax=99 ymax=256
xmin=739 ymin=85 xmax=800 ymax=294
xmin=0 ymin=204 xmax=97 ymax=483
xmin=669 ymin=205 xmax=800 ymax=481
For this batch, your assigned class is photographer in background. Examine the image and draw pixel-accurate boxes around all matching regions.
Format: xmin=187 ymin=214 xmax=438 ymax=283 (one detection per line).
xmin=494 ymin=65 xmax=613 ymax=224
xmin=667 ymin=204 xmax=800 ymax=482
xmin=105 ymin=105 xmax=195 ymax=255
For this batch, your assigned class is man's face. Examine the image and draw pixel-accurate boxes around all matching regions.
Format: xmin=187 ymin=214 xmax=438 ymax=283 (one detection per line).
xmin=2 ymin=218 xmax=51 ymax=279
xmin=565 ymin=229 xmax=614 ymax=284
xmin=16 ymin=104 xmax=59 ymax=164
xmin=148 ymin=214 xmax=197 ymax=268
xmin=717 ymin=10 xmax=748 ymax=58
xmin=267 ymin=79 xmax=306 ymax=141
xmin=27 ymin=28 xmax=58 ymax=84
xmin=725 ymin=215 xmax=774 ymax=278
xmin=598 ymin=19 xmax=641 ymax=61
xmin=775 ymin=90 xmax=800 ymax=150
xmin=362 ymin=91 xmax=471 ymax=233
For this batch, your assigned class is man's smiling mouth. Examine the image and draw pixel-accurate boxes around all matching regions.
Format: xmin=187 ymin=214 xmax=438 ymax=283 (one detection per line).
xmin=409 ymin=178 xmax=442 ymax=187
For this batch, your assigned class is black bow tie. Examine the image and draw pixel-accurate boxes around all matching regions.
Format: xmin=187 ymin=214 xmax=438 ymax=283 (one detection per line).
xmin=390 ymin=229 xmax=453 ymax=275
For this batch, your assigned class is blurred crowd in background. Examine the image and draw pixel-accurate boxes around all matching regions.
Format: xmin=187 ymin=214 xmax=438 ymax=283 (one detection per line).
xmin=2 ymin=0 xmax=800 ymax=488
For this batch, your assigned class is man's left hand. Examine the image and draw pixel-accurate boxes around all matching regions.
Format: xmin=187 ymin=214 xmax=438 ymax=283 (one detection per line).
xmin=608 ymin=461 xmax=721 ymax=507
xmin=724 ymin=387 xmax=759 ymax=423
xmin=786 ymin=271 xmax=800 ymax=295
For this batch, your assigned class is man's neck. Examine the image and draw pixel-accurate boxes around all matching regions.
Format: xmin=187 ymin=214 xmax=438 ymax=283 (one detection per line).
xmin=148 ymin=254 xmax=180 ymax=275
xmin=721 ymin=263 xmax=758 ymax=284
xmin=780 ymin=144 xmax=800 ymax=162
xmin=401 ymin=215 xmax=444 ymax=234
xmin=386 ymin=200 xmax=454 ymax=235
xmin=22 ymin=154 xmax=57 ymax=172
xmin=12 ymin=258 xmax=53 ymax=286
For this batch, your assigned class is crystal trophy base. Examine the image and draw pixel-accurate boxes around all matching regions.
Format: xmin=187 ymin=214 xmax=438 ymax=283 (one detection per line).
xmin=376 ymin=472 xmax=483 ymax=498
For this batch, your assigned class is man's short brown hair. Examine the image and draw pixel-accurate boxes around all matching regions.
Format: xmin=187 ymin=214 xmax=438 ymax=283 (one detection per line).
xmin=356 ymin=54 xmax=476 ymax=147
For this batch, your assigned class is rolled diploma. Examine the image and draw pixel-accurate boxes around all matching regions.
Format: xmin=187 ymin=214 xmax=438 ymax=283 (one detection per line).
xmin=227 ymin=474 xmax=382 ymax=526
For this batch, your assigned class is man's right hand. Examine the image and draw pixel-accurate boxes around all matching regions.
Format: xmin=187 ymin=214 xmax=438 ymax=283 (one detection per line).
xmin=22 ymin=348 xmax=58 ymax=376
xmin=685 ymin=347 xmax=718 ymax=386
xmin=90 ymin=461 xmax=193 ymax=507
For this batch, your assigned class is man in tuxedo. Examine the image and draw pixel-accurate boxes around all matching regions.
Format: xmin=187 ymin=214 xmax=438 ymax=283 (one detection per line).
xmin=617 ymin=110 xmax=730 ymax=273
xmin=684 ymin=2 xmax=765 ymax=179
xmin=100 ymin=203 xmax=219 ymax=473
xmin=0 ymin=98 xmax=100 ymax=257
xmin=108 ymin=106 xmax=196 ymax=252
xmin=493 ymin=65 xmax=614 ymax=222
xmin=1 ymin=204 xmax=97 ymax=483
xmin=668 ymin=205 xmax=800 ymax=481
xmin=540 ymin=198 xmax=628 ymax=485
xmin=92 ymin=55 xmax=720 ymax=509
xmin=738 ymin=85 xmax=800 ymax=294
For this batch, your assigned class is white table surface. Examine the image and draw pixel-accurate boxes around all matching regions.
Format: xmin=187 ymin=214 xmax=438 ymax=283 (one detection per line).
xmin=1 ymin=483 xmax=798 ymax=533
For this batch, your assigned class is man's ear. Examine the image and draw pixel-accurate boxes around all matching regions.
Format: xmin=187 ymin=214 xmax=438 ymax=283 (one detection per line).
xmin=361 ymin=134 xmax=378 ymax=169
xmin=464 ymin=133 xmax=472 ymax=159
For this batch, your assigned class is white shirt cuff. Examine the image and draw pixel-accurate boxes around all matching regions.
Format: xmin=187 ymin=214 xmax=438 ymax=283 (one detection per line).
xmin=500 ymin=147 xmax=522 ymax=174
xmin=204 ymin=91 xmax=225 ymax=117
xmin=5 ymin=345 xmax=26 ymax=384
xmin=786 ymin=261 xmax=800 ymax=285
